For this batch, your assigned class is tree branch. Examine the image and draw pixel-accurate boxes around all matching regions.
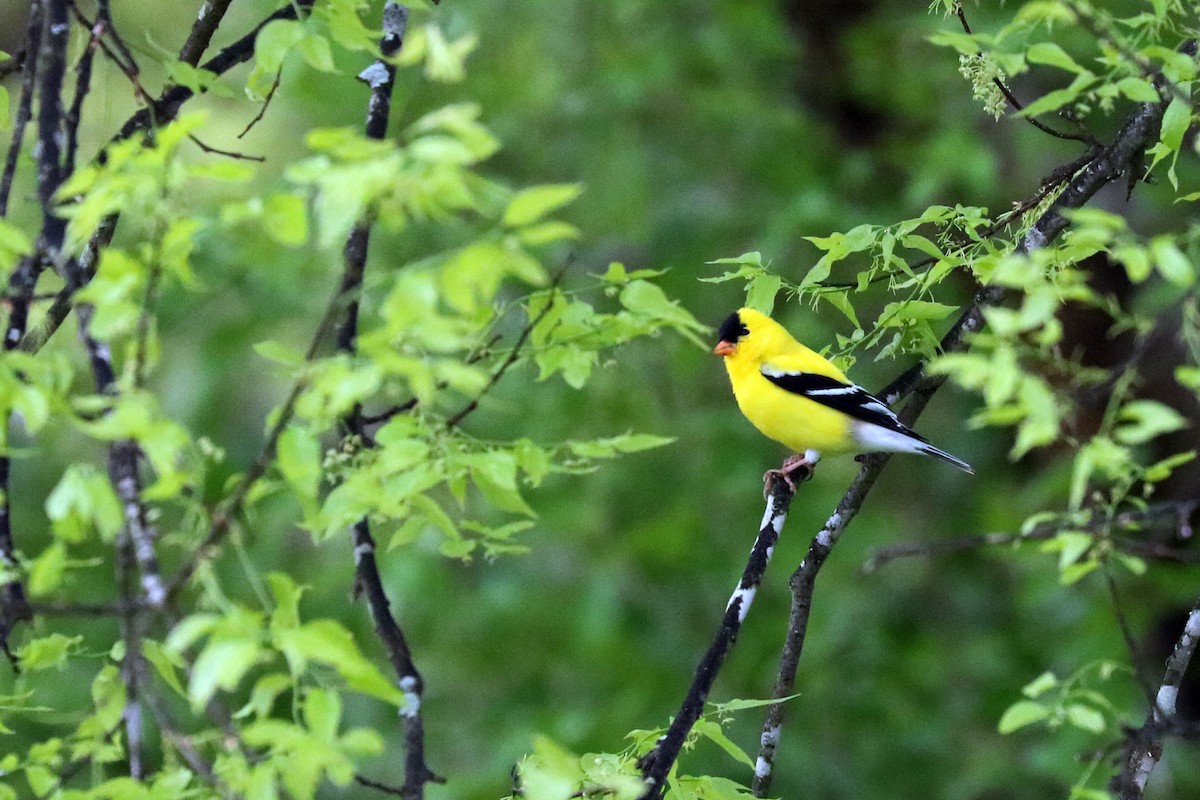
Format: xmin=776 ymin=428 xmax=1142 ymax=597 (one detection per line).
xmin=861 ymin=500 xmax=1200 ymax=572
xmin=636 ymin=470 xmax=806 ymax=800
xmin=177 ymin=0 xmax=236 ymax=67
xmin=1113 ymin=597 xmax=1200 ymax=798
xmin=331 ymin=7 xmax=444 ymax=798
xmin=0 ymin=0 xmax=43 ymax=218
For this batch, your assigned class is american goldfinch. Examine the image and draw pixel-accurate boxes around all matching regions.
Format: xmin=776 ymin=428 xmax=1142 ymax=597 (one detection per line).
xmin=714 ymin=308 xmax=974 ymax=482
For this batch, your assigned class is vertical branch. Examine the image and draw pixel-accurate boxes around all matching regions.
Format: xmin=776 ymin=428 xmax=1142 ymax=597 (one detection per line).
xmin=1114 ymin=599 xmax=1200 ymax=799
xmin=0 ymin=0 xmax=62 ymax=664
xmin=115 ymin=521 xmax=146 ymax=778
xmin=332 ymin=6 xmax=442 ymax=798
xmin=635 ymin=474 xmax=801 ymax=800
xmin=35 ymin=0 xmax=70 ymax=257
xmin=0 ymin=0 xmax=44 ymax=217
xmin=63 ymin=18 xmax=104 ymax=175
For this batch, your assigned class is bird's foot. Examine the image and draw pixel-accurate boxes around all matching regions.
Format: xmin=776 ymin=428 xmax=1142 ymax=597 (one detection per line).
xmin=762 ymin=451 xmax=820 ymax=498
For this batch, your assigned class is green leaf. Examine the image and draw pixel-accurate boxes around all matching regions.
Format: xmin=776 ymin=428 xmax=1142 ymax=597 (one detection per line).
xmin=1026 ymin=42 xmax=1084 ymax=73
xmin=267 ymin=572 xmax=305 ymax=632
xmin=503 ymin=183 xmax=583 ymax=227
xmin=277 ymin=425 xmax=322 ymax=509
xmin=1019 ymin=72 xmax=1097 ymax=117
xmin=275 ymin=619 xmax=404 ymax=705
xmin=745 ymin=272 xmax=781 ymax=314
xmin=190 ymin=641 xmax=261 ymax=710
xmin=236 ymin=672 xmax=294 ymax=720
xmin=1143 ymin=450 xmax=1196 ymax=483
xmin=1021 ymin=671 xmax=1058 ymax=698
xmin=711 ymin=693 xmax=802 ymax=713
xmin=1150 ymin=237 xmax=1194 ymax=286
xmin=1176 ymin=366 xmax=1200 ymax=393
xmin=1064 ymin=704 xmax=1106 ymax=733
xmin=45 ymin=464 xmax=123 ymax=543
xmin=518 ymin=736 xmax=585 ymax=800
xmin=1060 ymin=559 xmax=1098 ymax=586
xmin=1160 ymin=95 xmax=1191 ymax=154
xmin=1054 ymin=531 xmax=1093 ymax=571
xmin=17 ymin=634 xmax=81 ymax=671
xmin=998 ymin=700 xmax=1050 ymax=733
xmin=253 ymin=339 xmax=307 ymax=366
xmin=263 ymin=193 xmax=309 ymax=246
xmin=709 ymin=251 xmax=763 ymax=268
xmin=28 ymin=542 xmax=67 ymax=597
xmin=303 ymin=687 xmax=341 ymax=743
xmin=693 ymin=719 xmax=753 ymax=767
xmin=1115 ymin=76 xmax=1161 ymax=103
xmin=143 ymin=639 xmax=187 ymax=697
xmin=1114 ymin=399 xmax=1187 ymax=445
xmin=298 ymin=33 xmax=335 ymax=72
xmin=248 ymin=19 xmax=304 ymax=98
xmin=619 ymin=280 xmax=706 ymax=340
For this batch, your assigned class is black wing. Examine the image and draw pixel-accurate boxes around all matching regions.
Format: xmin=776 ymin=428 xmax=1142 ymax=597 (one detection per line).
xmin=759 ymin=367 xmax=928 ymax=442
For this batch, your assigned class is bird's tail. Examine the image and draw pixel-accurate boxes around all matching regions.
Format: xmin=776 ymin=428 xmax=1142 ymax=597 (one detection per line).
xmin=918 ymin=444 xmax=975 ymax=475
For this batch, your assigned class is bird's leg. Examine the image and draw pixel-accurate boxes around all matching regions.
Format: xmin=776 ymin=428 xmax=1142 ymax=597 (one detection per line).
xmin=763 ymin=450 xmax=820 ymax=497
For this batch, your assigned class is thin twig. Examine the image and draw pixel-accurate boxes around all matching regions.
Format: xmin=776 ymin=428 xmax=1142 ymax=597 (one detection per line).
xmin=238 ymin=69 xmax=282 ymax=138
xmin=165 ymin=270 xmax=347 ymax=600
xmin=955 ymin=2 xmax=1097 ymax=145
xmin=1102 ymin=565 xmax=1157 ymax=708
xmin=187 ymin=133 xmax=265 ymax=161
xmin=63 ymin=17 xmax=103 ymax=174
xmin=445 ymin=268 xmax=569 ymax=428
xmin=115 ymin=523 xmax=145 ymax=778
xmin=861 ymin=500 xmax=1200 ymax=572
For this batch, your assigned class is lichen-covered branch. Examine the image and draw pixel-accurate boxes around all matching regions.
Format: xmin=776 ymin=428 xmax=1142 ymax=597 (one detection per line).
xmin=1114 ymin=598 xmax=1200 ymax=798
xmin=636 ymin=473 xmax=802 ymax=800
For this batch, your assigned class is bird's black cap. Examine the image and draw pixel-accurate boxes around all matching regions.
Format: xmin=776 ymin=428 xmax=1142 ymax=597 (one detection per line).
xmin=716 ymin=311 xmax=749 ymax=344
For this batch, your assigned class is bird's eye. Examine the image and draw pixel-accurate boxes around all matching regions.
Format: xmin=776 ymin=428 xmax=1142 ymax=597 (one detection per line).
xmin=717 ymin=312 xmax=749 ymax=343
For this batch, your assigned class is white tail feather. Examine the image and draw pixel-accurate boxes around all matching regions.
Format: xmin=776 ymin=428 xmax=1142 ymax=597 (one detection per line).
xmin=851 ymin=422 xmax=974 ymax=474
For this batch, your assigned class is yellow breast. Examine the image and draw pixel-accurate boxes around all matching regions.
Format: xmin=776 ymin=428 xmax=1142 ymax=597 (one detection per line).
xmin=724 ymin=356 xmax=854 ymax=455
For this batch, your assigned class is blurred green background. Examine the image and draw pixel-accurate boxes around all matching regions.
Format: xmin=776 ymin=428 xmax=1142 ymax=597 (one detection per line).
xmin=2 ymin=0 xmax=1198 ymax=798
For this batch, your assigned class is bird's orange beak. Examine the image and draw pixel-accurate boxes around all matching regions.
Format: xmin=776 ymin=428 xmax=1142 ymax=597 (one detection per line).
xmin=713 ymin=341 xmax=735 ymax=357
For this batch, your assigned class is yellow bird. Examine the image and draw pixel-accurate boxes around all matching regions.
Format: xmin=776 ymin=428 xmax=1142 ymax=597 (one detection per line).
xmin=713 ymin=308 xmax=973 ymax=483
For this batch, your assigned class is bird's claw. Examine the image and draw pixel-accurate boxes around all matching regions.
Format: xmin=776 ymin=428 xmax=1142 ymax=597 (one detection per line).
xmin=762 ymin=454 xmax=816 ymax=498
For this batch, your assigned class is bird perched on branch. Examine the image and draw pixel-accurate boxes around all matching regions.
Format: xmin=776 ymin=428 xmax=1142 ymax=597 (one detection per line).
xmin=713 ymin=307 xmax=973 ymax=489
